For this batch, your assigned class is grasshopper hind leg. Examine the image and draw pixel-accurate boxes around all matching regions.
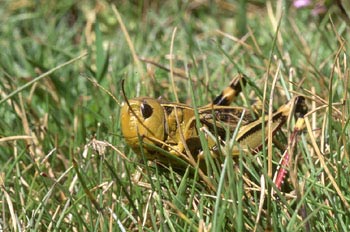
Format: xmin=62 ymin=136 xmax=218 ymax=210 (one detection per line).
xmin=211 ymin=74 xmax=247 ymax=106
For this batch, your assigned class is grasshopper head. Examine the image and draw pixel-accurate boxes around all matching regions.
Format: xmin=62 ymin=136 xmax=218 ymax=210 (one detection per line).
xmin=121 ymin=98 xmax=165 ymax=156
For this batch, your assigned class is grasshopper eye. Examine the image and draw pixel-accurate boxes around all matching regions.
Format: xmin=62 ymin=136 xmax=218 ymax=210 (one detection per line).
xmin=141 ymin=102 xmax=153 ymax=119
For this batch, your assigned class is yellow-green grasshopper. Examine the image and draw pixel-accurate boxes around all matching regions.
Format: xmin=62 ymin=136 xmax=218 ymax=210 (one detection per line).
xmin=120 ymin=75 xmax=308 ymax=171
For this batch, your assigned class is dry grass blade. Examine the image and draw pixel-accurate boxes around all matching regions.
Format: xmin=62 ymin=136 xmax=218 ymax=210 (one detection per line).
xmin=84 ymin=75 xmax=121 ymax=106
xmin=112 ymin=4 xmax=144 ymax=81
xmin=0 ymin=135 xmax=33 ymax=143
xmin=253 ymin=175 xmax=265 ymax=232
xmin=0 ymin=52 xmax=88 ymax=105
xmin=170 ymin=27 xmax=179 ymax=103
xmin=1 ymin=185 xmax=18 ymax=231
xmin=267 ymin=63 xmax=280 ymax=178
xmin=304 ymin=117 xmax=350 ymax=209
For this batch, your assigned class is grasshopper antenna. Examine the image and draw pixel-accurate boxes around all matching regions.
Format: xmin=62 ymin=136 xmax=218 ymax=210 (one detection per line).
xmin=121 ymin=79 xmax=158 ymax=137
xmin=121 ymin=79 xmax=131 ymax=108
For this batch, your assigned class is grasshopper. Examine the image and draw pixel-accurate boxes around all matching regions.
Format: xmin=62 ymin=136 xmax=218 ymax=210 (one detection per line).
xmin=120 ymin=75 xmax=308 ymax=171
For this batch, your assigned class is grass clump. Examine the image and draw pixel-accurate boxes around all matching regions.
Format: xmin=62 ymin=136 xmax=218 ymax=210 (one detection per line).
xmin=1 ymin=1 xmax=349 ymax=231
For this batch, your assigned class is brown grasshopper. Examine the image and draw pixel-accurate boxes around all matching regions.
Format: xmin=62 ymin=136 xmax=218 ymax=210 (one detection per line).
xmin=120 ymin=75 xmax=308 ymax=172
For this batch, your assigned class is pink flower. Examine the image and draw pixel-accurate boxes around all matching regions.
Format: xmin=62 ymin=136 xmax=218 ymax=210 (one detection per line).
xmin=293 ymin=0 xmax=328 ymax=16
xmin=293 ymin=0 xmax=312 ymax=8
xmin=311 ymin=3 xmax=327 ymax=15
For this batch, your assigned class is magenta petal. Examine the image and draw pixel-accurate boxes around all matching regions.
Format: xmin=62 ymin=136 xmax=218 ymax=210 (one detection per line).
xmin=293 ymin=0 xmax=312 ymax=8
xmin=312 ymin=4 xmax=327 ymax=15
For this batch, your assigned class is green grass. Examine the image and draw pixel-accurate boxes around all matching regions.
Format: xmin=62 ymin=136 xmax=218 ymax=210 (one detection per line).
xmin=1 ymin=1 xmax=350 ymax=231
